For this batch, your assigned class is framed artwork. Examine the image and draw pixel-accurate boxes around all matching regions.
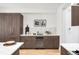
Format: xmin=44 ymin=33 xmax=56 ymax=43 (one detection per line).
xmin=34 ymin=19 xmax=47 ymax=27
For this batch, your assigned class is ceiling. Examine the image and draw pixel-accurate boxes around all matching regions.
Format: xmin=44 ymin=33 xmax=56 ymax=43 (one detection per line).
xmin=0 ymin=3 xmax=67 ymax=13
xmin=0 ymin=3 xmax=63 ymax=9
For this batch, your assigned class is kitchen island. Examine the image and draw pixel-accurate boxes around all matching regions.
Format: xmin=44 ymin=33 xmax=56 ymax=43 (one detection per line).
xmin=20 ymin=34 xmax=59 ymax=49
xmin=0 ymin=42 xmax=23 ymax=55
xmin=61 ymin=43 xmax=79 ymax=55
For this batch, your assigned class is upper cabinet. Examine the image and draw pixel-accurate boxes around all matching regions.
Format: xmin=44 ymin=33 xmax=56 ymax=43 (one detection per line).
xmin=71 ymin=6 xmax=79 ymax=26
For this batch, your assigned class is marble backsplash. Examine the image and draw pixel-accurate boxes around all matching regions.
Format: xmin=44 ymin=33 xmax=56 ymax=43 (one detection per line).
xmin=23 ymin=27 xmax=57 ymax=35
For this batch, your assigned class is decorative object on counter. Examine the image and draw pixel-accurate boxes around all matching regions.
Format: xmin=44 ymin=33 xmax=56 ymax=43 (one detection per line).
xmin=45 ymin=31 xmax=51 ymax=34
xmin=34 ymin=19 xmax=47 ymax=27
xmin=37 ymin=31 xmax=43 ymax=35
xmin=3 ymin=40 xmax=16 ymax=46
xmin=33 ymin=33 xmax=36 ymax=35
xmin=25 ymin=25 xmax=29 ymax=34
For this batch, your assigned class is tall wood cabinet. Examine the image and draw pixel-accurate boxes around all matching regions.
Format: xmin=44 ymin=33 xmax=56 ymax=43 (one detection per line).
xmin=0 ymin=13 xmax=23 ymax=42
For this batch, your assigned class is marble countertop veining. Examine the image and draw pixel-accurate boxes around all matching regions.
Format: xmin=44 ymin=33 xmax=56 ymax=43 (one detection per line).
xmin=20 ymin=34 xmax=59 ymax=36
xmin=0 ymin=42 xmax=24 ymax=55
xmin=61 ymin=43 xmax=79 ymax=55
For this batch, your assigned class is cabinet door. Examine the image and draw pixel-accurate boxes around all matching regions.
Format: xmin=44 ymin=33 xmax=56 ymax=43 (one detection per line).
xmin=50 ymin=36 xmax=59 ymax=49
xmin=43 ymin=36 xmax=51 ymax=48
xmin=20 ymin=36 xmax=36 ymax=49
xmin=35 ymin=36 xmax=44 ymax=48
xmin=44 ymin=36 xmax=59 ymax=49
xmin=72 ymin=6 xmax=79 ymax=26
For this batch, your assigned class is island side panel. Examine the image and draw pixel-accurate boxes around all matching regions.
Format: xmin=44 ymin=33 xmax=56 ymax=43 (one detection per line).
xmin=61 ymin=46 xmax=72 ymax=55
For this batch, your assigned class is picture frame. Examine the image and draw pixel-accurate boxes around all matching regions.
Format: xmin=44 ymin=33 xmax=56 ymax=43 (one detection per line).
xmin=34 ymin=19 xmax=47 ymax=27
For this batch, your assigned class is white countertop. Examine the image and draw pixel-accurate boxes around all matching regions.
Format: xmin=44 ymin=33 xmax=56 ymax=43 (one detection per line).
xmin=0 ymin=42 xmax=24 ymax=55
xmin=20 ymin=34 xmax=59 ymax=36
xmin=61 ymin=43 xmax=79 ymax=55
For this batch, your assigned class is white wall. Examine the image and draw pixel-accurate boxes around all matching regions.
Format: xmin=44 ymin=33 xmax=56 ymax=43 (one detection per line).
xmin=57 ymin=3 xmax=79 ymax=43
xmin=63 ymin=6 xmax=79 ymax=43
xmin=57 ymin=3 xmax=71 ymax=43
xmin=57 ymin=5 xmax=65 ymax=43
xmin=22 ymin=13 xmax=57 ymax=34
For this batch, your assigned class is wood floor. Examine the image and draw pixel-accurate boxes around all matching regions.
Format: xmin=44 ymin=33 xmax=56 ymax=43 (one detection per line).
xmin=19 ymin=49 xmax=60 ymax=55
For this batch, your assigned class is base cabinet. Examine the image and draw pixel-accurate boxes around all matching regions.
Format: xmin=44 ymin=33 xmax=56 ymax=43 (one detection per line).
xmin=20 ymin=36 xmax=59 ymax=49
xmin=44 ymin=36 xmax=59 ymax=49
xmin=20 ymin=36 xmax=36 ymax=48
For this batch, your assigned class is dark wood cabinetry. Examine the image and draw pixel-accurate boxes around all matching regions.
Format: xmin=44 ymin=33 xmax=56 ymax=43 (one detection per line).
xmin=20 ymin=36 xmax=59 ymax=49
xmin=72 ymin=6 xmax=79 ymax=26
xmin=0 ymin=13 xmax=23 ymax=42
xmin=20 ymin=36 xmax=36 ymax=48
xmin=44 ymin=36 xmax=59 ymax=49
